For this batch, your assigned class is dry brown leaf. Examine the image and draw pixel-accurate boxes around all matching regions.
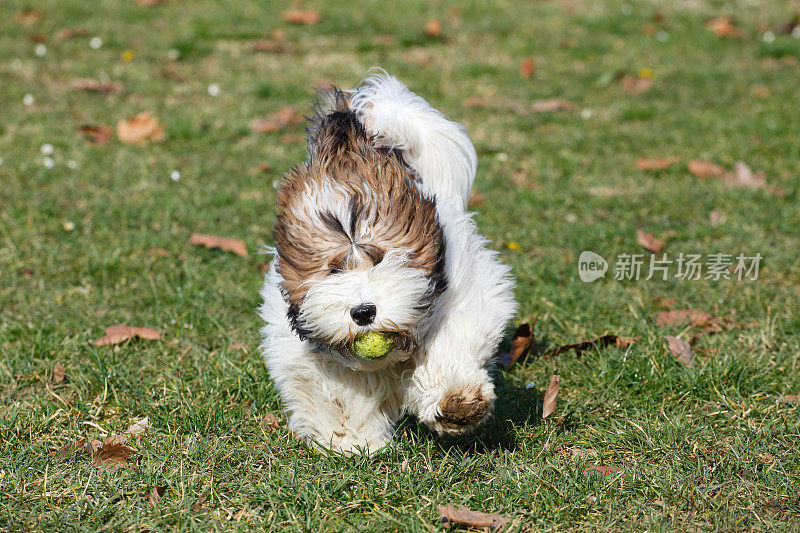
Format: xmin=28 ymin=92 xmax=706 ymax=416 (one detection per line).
xmin=707 ymin=16 xmax=744 ymax=38
xmin=583 ymin=465 xmax=625 ymax=478
xmin=15 ymin=9 xmax=43 ymax=26
xmin=149 ymin=486 xmax=167 ymax=505
xmin=688 ymin=160 xmax=726 ymax=178
xmin=117 ymin=112 xmax=165 ymax=144
xmin=468 ymin=190 xmax=485 ymax=208
xmin=93 ymin=324 xmax=163 ymax=346
xmin=542 ymin=373 xmax=560 ymax=418
xmin=656 ymin=309 xmax=725 ymax=331
xmin=57 ymin=439 xmax=93 ymax=458
xmin=189 ymin=233 xmax=248 ymax=257
xmin=57 ymin=27 xmax=88 ymax=40
xmin=565 ymin=447 xmax=597 ymax=459
xmin=424 ymin=19 xmax=443 ymax=37
xmin=281 ymin=9 xmax=321 ymax=25
xmin=778 ymin=394 xmax=799 ymax=404
xmin=636 ymin=229 xmax=665 ymax=253
xmin=635 ymin=156 xmax=680 ymax=171
xmin=93 ymin=442 xmax=137 ymax=468
xmin=103 ymin=417 xmax=151 ymax=446
xmin=621 ymin=76 xmax=652 ymax=94
xmin=250 ymin=106 xmax=303 ymax=134
xmin=543 ymin=334 xmax=634 ymax=358
xmin=519 ymin=57 xmax=536 ymax=78
xmin=531 ymin=98 xmax=576 ymax=113
xmin=726 ymin=161 xmax=766 ymax=190
xmin=52 ymin=363 xmax=66 ymax=385
xmin=262 ymin=413 xmax=282 ymax=429
xmin=438 ymin=504 xmax=509 ymax=531
xmin=496 ymin=323 xmax=534 ymax=369
xmin=77 ymin=124 xmax=113 ymax=145
xmin=665 ymin=335 xmax=694 ymax=367
xmin=191 ymin=492 xmax=209 ymax=513
xmin=71 ymin=78 xmax=125 ymax=94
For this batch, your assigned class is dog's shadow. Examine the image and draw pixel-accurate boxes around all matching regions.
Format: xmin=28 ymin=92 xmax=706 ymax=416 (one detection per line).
xmin=397 ymin=372 xmax=547 ymax=454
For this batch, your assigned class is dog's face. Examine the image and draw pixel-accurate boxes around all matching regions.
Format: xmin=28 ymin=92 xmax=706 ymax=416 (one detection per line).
xmin=273 ymin=107 xmax=447 ymax=360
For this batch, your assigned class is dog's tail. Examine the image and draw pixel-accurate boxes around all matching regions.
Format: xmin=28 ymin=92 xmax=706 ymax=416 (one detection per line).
xmin=349 ymin=70 xmax=477 ymax=210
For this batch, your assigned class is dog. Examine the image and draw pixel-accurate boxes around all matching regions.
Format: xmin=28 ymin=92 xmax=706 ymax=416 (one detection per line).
xmin=259 ymin=71 xmax=516 ymax=453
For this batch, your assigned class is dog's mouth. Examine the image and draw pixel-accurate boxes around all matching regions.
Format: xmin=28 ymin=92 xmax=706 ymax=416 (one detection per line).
xmin=328 ymin=331 xmax=414 ymax=360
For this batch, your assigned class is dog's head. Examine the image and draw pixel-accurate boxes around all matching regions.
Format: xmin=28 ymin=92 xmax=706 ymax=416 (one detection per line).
xmin=273 ymin=91 xmax=447 ymax=363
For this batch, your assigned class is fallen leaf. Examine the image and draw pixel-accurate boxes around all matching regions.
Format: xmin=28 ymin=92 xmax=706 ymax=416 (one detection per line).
xmin=468 ymin=190 xmax=485 ymax=207
xmin=93 ymin=442 xmax=137 ymax=468
xmin=51 ymin=363 xmax=66 ymax=385
xmin=688 ymin=160 xmax=726 ymax=178
xmin=191 ymin=492 xmax=209 ymax=513
xmin=189 ymin=233 xmax=248 ymax=257
xmin=531 ymin=98 xmax=576 ymax=113
xmin=281 ymin=9 xmax=321 ymax=25
xmin=149 ymin=486 xmax=167 ymax=505
xmin=665 ymin=335 xmax=694 ymax=367
xmin=707 ymin=16 xmax=744 ymax=38
xmin=262 ymin=413 xmax=282 ymax=429
xmin=496 ymin=323 xmax=534 ymax=369
xmin=519 ymin=57 xmax=536 ymax=78
xmin=103 ymin=417 xmax=151 ymax=446
xmin=70 ymin=78 xmax=125 ymax=94
xmin=726 ymin=161 xmax=766 ymax=190
xmin=149 ymin=247 xmax=171 ymax=257
xmin=424 ymin=19 xmax=443 ymax=37
xmin=621 ymin=75 xmax=652 ymax=94
xmin=583 ymin=465 xmax=625 ymax=478
xmin=57 ymin=27 xmax=88 ymax=40
xmin=117 ymin=112 xmax=165 ymax=144
xmin=438 ymin=504 xmax=509 ymax=531
xmin=57 ymin=439 xmax=93 ymax=458
xmin=250 ymin=106 xmax=303 ymax=134
xmin=542 ymin=373 xmax=560 ymax=418
xmin=77 ymin=124 xmax=113 ymax=145
xmin=565 ymin=447 xmax=597 ymax=459
xmin=15 ymin=9 xmax=43 ymax=26
xmin=636 ymin=229 xmax=665 ymax=253
xmin=635 ymin=156 xmax=680 ymax=171
xmin=656 ymin=309 xmax=725 ymax=331
xmin=93 ymin=324 xmax=163 ymax=346
xmin=778 ymin=394 xmax=799 ymax=404
xmin=543 ymin=334 xmax=634 ymax=358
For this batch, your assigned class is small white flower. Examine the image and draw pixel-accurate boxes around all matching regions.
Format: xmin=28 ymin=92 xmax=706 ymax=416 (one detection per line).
xmin=67 ymin=160 xmax=78 ymax=170
xmin=63 ymin=221 xmax=76 ymax=231
xmin=40 ymin=143 xmax=54 ymax=155
xmin=23 ymin=93 xmax=35 ymax=106
xmin=566 ymin=213 xmax=577 ymax=223
xmin=207 ymin=83 xmax=220 ymax=97
xmin=580 ymin=108 xmax=593 ymax=119
xmin=167 ymin=48 xmax=180 ymax=61
xmin=34 ymin=43 xmax=47 ymax=57
xmin=170 ymin=170 xmax=181 ymax=181
xmin=42 ymin=156 xmax=54 ymax=168
xmin=497 ymin=152 xmax=509 ymax=162
xmin=656 ymin=31 xmax=669 ymax=43
xmin=89 ymin=37 xmax=103 ymax=49
xmin=762 ymin=31 xmax=776 ymax=43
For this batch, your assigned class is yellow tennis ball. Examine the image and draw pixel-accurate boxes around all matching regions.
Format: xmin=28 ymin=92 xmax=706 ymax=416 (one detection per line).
xmin=353 ymin=332 xmax=395 ymax=360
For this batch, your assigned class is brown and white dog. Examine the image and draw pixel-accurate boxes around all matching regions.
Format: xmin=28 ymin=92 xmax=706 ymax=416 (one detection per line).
xmin=260 ymin=71 xmax=516 ymax=453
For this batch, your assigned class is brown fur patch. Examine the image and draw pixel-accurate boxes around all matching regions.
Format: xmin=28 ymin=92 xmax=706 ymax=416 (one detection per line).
xmin=273 ymin=89 xmax=446 ymax=306
xmin=436 ymin=388 xmax=490 ymax=429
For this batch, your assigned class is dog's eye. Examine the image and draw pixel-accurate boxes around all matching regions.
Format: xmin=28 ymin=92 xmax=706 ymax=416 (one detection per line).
xmin=329 ymin=267 xmax=341 ymax=275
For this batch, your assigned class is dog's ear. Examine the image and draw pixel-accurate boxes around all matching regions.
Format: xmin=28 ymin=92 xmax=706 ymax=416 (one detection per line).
xmin=306 ymin=89 xmax=373 ymax=164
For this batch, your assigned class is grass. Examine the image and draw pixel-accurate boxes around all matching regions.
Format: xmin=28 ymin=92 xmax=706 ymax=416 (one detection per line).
xmin=1 ymin=0 xmax=800 ymax=530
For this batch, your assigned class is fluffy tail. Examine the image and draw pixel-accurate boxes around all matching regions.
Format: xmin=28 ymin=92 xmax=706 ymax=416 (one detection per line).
xmin=349 ymin=71 xmax=477 ymax=210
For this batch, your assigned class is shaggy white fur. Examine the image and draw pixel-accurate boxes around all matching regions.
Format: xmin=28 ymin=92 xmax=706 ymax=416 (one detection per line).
xmin=259 ymin=72 xmax=516 ymax=453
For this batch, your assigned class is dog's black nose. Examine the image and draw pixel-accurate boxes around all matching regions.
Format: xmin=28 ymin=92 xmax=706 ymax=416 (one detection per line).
xmin=350 ymin=303 xmax=377 ymax=326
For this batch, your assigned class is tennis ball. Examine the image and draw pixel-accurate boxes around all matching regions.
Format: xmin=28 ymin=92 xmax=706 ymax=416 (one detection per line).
xmin=352 ymin=332 xmax=395 ymax=360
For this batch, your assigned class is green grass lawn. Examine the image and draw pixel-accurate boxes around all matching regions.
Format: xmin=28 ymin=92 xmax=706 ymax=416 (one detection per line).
xmin=2 ymin=0 xmax=800 ymax=530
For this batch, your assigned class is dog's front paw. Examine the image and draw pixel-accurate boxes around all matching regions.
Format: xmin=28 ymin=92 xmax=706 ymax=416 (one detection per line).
xmin=420 ymin=382 xmax=495 ymax=436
